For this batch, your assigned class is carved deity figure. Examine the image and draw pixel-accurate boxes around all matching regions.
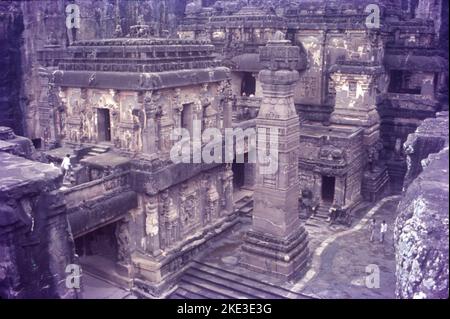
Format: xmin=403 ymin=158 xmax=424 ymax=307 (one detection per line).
xmin=204 ymin=177 xmax=219 ymax=222
xmin=132 ymin=109 xmax=145 ymax=152
xmin=368 ymin=146 xmax=379 ymax=173
xmin=272 ymin=30 xmax=285 ymax=41
xmin=145 ymin=197 xmax=159 ymax=237
xmin=220 ymin=164 xmax=233 ymax=209
xmin=114 ymin=24 xmax=123 ymax=38
xmin=160 ymin=190 xmax=179 ymax=248
xmin=115 ymin=221 xmax=131 ymax=264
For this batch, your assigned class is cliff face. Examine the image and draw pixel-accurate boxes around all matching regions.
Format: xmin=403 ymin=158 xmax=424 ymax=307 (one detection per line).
xmin=395 ymin=112 xmax=449 ymax=299
xmin=0 ymin=2 xmax=24 ymax=136
xmin=0 ymin=0 xmax=187 ymax=140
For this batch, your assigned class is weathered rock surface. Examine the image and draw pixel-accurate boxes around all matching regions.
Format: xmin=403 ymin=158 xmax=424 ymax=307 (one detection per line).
xmin=403 ymin=112 xmax=449 ymax=189
xmin=0 ymin=151 xmax=76 ymax=299
xmin=395 ymin=112 xmax=449 ymax=299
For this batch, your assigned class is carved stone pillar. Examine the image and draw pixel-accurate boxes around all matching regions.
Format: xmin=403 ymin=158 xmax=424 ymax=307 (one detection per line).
xmin=144 ymin=195 xmax=161 ymax=257
xmin=46 ymin=80 xmax=59 ymax=147
xmin=115 ymin=218 xmax=132 ymax=276
xmin=220 ymin=164 xmax=234 ymax=215
xmin=172 ymin=88 xmax=183 ymax=129
xmin=207 ymin=179 xmax=219 ymax=219
xmin=241 ymin=35 xmax=309 ymax=280
xmin=218 ymin=79 xmax=233 ymax=130
xmin=160 ymin=190 xmax=179 ymax=249
xmin=142 ymin=91 xmax=160 ymax=156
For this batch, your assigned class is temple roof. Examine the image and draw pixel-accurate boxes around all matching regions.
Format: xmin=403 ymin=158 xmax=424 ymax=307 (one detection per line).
xmin=230 ymin=54 xmax=262 ymax=72
xmin=209 ymin=5 xmax=285 ymax=28
xmin=57 ymin=36 xmax=220 ymax=74
xmin=52 ymin=34 xmax=230 ymax=90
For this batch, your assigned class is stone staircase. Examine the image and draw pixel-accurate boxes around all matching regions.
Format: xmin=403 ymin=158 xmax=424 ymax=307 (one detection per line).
xmin=234 ymin=195 xmax=253 ymax=218
xmin=313 ymin=202 xmax=332 ymax=221
xmin=86 ymin=144 xmax=110 ymax=157
xmin=169 ymin=261 xmax=311 ymax=299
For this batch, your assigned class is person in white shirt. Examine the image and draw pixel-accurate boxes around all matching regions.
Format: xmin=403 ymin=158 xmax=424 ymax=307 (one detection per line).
xmin=380 ymin=220 xmax=388 ymax=243
xmin=61 ymin=154 xmax=72 ymax=177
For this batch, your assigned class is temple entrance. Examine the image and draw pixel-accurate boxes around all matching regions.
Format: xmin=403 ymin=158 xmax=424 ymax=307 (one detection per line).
xmin=241 ymin=72 xmax=256 ymax=96
xmin=74 ymin=219 xmax=131 ymax=288
xmin=97 ymin=108 xmax=111 ymax=141
xmin=232 ymin=161 xmax=245 ymax=189
xmin=75 ymin=222 xmax=118 ymax=262
xmin=321 ymin=176 xmax=335 ymax=203
xmin=232 ymin=153 xmax=248 ymax=189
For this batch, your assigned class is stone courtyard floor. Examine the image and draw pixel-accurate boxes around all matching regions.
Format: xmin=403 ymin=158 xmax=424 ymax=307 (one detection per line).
xmin=198 ymin=195 xmax=401 ymax=299
xmin=297 ymin=196 xmax=400 ymax=298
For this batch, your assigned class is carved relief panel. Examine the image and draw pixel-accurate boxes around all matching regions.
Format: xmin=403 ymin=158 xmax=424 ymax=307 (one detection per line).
xmin=179 ymin=181 xmax=201 ymax=236
xmin=158 ymin=189 xmax=179 ymax=250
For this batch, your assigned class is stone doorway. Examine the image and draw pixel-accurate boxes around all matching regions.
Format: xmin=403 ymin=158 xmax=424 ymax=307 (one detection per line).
xmin=321 ymin=175 xmax=335 ymax=203
xmin=74 ymin=219 xmax=132 ymax=288
xmin=241 ymin=72 xmax=256 ymax=96
xmin=97 ymin=108 xmax=111 ymax=142
xmin=232 ymin=161 xmax=245 ymax=189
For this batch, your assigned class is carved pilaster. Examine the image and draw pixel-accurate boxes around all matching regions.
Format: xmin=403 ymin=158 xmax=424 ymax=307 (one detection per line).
xmin=204 ymin=175 xmax=219 ymax=222
xmin=144 ymin=195 xmax=161 ymax=256
xmin=159 ymin=190 xmax=179 ymax=250
xmin=220 ymin=164 xmax=234 ymax=214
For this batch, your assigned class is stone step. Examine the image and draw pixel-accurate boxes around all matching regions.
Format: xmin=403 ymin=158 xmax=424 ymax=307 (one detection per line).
xmin=79 ymin=255 xmax=133 ymax=290
xmin=91 ymin=146 xmax=109 ymax=153
xmin=86 ymin=145 xmax=111 ymax=157
xmin=184 ymin=268 xmax=276 ymax=299
xmin=173 ymin=286 xmax=215 ymax=299
xmin=235 ymin=196 xmax=252 ymax=207
xmin=240 ymin=205 xmax=253 ymax=214
xmin=188 ymin=261 xmax=309 ymax=299
xmin=181 ymin=274 xmax=251 ymax=299
xmin=178 ymin=280 xmax=232 ymax=299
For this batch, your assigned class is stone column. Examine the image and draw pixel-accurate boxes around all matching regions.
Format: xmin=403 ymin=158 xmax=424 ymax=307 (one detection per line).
xmin=220 ymin=164 xmax=234 ymax=215
xmin=240 ymin=34 xmax=309 ymax=281
xmin=144 ymin=195 xmax=161 ymax=257
xmin=143 ymin=91 xmax=159 ymax=156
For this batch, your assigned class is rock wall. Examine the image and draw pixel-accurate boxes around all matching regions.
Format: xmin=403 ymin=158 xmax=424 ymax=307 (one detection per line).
xmin=394 ymin=112 xmax=449 ymax=299
xmin=0 ymin=130 xmax=77 ymax=299
xmin=0 ymin=2 xmax=24 ymax=136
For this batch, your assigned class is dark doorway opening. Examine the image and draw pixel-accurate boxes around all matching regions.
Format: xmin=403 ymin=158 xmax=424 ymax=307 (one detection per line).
xmin=97 ymin=108 xmax=111 ymax=142
xmin=286 ymin=29 xmax=296 ymax=44
xmin=232 ymin=153 xmax=248 ymax=189
xmin=75 ymin=222 xmax=118 ymax=262
xmin=73 ymin=221 xmax=128 ymax=288
xmin=32 ymin=138 xmax=42 ymax=149
xmin=321 ymin=176 xmax=335 ymax=203
xmin=181 ymin=103 xmax=194 ymax=135
xmin=388 ymin=70 xmax=421 ymax=94
xmin=241 ymin=72 xmax=256 ymax=96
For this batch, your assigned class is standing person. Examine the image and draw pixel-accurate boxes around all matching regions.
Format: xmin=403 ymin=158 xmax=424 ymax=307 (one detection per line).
xmin=380 ymin=220 xmax=388 ymax=243
xmin=61 ymin=154 xmax=72 ymax=178
xmin=328 ymin=205 xmax=338 ymax=224
xmin=368 ymin=218 xmax=376 ymax=242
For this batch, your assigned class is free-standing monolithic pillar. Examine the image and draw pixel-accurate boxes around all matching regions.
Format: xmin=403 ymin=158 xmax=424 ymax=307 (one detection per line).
xmin=240 ymin=33 xmax=309 ymax=281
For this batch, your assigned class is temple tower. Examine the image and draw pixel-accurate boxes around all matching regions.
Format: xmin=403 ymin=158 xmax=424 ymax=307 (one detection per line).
xmin=240 ymin=33 xmax=309 ymax=280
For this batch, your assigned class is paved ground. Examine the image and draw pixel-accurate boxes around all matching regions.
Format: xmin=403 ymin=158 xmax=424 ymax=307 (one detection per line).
xmin=81 ymin=273 xmax=135 ymax=299
xmin=299 ymin=197 xmax=400 ymax=299
xmin=199 ymin=196 xmax=400 ymax=299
